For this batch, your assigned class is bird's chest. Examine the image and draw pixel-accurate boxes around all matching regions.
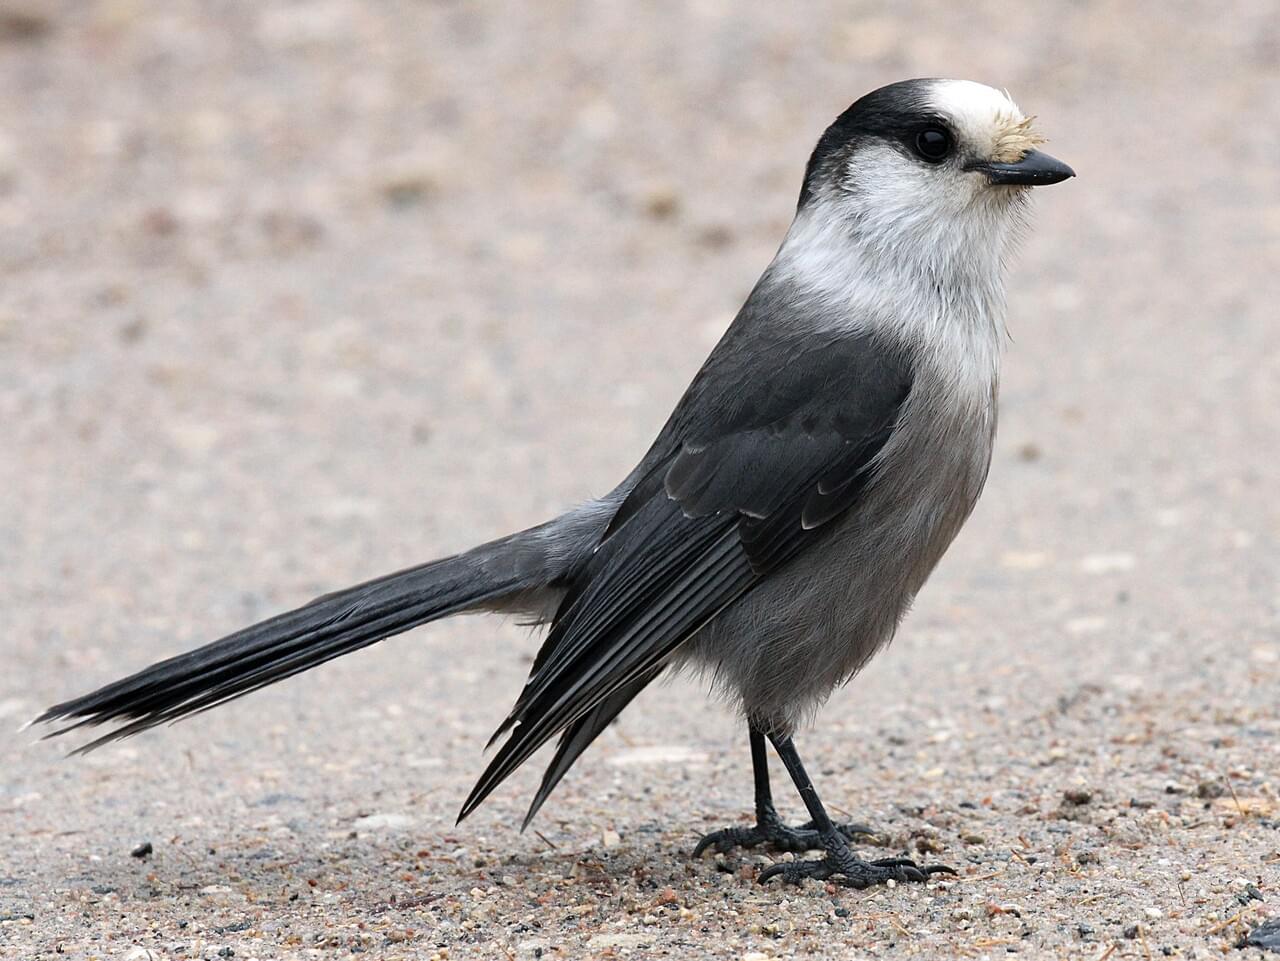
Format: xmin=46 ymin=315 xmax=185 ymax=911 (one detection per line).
xmin=872 ymin=353 xmax=999 ymax=578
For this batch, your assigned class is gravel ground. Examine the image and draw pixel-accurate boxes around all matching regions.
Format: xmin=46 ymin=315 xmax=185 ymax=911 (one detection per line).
xmin=3 ymin=2 xmax=1279 ymax=959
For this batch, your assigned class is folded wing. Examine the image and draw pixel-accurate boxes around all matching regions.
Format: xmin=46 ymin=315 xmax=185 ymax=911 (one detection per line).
xmin=459 ymin=326 xmax=914 ymax=824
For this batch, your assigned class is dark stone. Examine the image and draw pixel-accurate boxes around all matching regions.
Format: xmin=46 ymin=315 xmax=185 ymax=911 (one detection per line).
xmin=1192 ymin=778 xmax=1223 ymax=798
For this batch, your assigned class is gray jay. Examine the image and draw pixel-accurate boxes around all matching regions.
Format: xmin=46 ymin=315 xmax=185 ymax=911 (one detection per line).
xmin=35 ymin=79 xmax=1073 ymax=889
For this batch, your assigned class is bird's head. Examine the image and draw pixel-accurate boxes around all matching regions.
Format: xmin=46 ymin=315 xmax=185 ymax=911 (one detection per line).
xmin=796 ymin=79 xmax=1073 ymax=264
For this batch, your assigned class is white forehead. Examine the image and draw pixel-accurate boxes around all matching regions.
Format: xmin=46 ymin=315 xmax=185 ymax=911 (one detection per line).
xmin=927 ymin=80 xmax=1024 ymax=140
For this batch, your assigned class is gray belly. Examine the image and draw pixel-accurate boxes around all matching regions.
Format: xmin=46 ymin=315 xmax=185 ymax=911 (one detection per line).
xmin=676 ymin=390 xmax=996 ymax=732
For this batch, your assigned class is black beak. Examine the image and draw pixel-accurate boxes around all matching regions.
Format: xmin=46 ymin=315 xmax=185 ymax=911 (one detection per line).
xmin=972 ymin=149 xmax=1075 ymax=186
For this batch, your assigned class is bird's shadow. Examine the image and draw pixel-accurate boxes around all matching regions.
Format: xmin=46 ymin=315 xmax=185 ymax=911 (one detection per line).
xmin=54 ymin=824 xmax=723 ymax=926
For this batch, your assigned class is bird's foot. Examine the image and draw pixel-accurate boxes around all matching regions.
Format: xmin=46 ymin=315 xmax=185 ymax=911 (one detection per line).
xmin=693 ymin=804 xmax=879 ymax=857
xmin=758 ymin=832 xmax=956 ymax=888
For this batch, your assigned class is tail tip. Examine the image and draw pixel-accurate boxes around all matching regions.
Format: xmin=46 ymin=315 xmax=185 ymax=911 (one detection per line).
xmin=18 ymin=710 xmax=51 ymax=734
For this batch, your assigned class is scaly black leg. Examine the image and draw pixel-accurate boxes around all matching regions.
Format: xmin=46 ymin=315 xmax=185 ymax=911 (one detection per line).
xmin=758 ymin=732 xmax=956 ymax=888
xmin=693 ymin=724 xmax=878 ymax=857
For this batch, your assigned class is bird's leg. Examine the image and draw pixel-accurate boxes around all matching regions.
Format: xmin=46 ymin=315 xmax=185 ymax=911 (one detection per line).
xmin=757 ymin=732 xmax=955 ymax=888
xmin=693 ymin=724 xmax=878 ymax=857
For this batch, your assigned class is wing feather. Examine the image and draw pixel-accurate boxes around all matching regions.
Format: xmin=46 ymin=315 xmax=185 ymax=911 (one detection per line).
xmin=459 ymin=323 xmax=914 ymax=823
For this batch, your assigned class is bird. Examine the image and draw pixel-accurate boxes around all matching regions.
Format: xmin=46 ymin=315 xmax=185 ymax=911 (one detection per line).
xmin=33 ymin=78 xmax=1074 ymax=889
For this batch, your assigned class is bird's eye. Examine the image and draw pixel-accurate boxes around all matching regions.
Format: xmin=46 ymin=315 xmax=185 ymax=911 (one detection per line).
xmin=913 ymin=127 xmax=953 ymax=163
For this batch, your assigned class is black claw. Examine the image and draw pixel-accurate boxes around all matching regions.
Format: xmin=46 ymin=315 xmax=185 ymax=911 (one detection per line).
xmin=693 ymin=826 xmax=759 ymax=858
xmin=693 ymin=808 xmax=879 ymax=859
xmin=758 ymin=845 xmax=955 ymax=889
xmin=869 ymin=856 xmax=918 ymax=868
xmin=758 ymin=859 xmax=823 ymax=884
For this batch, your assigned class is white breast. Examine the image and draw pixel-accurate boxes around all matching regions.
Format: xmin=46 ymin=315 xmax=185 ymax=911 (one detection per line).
xmin=770 ymin=196 xmax=1007 ymax=415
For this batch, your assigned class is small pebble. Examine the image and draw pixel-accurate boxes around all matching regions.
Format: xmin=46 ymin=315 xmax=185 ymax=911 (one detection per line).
xmin=643 ymin=188 xmax=680 ymax=220
xmin=1196 ymin=780 xmax=1226 ymax=799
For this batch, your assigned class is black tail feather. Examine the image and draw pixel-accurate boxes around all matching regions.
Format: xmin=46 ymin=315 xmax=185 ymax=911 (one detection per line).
xmin=35 ymin=530 xmax=554 ymax=751
xmin=518 ymin=667 xmax=662 ymax=830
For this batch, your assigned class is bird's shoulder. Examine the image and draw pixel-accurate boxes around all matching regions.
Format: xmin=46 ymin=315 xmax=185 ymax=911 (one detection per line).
xmin=609 ymin=304 xmax=915 ymax=542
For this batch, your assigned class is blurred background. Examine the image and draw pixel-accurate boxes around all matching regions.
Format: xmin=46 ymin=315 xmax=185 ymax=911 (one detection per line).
xmin=2 ymin=2 xmax=1278 ymax=957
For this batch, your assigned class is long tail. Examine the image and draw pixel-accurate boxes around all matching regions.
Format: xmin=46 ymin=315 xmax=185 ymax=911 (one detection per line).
xmin=34 ymin=514 xmax=598 ymax=752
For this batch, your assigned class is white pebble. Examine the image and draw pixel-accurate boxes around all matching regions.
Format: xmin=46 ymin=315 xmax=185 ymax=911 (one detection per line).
xmin=1079 ymin=553 xmax=1136 ymax=574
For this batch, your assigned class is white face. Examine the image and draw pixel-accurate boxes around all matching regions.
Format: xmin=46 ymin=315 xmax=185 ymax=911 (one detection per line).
xmin=773 ymin=77 xmax=1070 ymax=344
xmin=822 ymin=80 xmax=1045 ymax=265
xmin=926 ymin=80 xmax=1042 ymax=167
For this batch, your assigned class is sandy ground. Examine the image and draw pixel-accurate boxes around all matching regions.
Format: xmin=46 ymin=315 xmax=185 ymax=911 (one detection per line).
xmin=3 ymin=1 xmax=1280 ymax=958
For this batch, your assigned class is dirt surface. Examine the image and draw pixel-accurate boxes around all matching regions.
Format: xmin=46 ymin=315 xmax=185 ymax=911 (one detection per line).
xmin=3 ymin=2 xmax=1280 ymax=958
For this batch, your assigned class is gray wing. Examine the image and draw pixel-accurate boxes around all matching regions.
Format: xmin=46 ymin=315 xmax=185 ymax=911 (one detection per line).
xmin=458 ymin=326 xmax=913 ymax=825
